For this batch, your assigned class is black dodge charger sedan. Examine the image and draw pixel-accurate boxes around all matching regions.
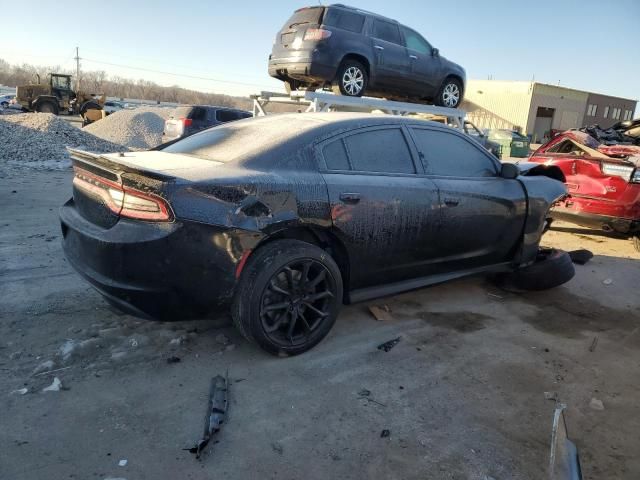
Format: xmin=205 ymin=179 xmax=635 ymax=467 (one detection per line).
xmin=61 ymin=113 xmax=572 ymax=355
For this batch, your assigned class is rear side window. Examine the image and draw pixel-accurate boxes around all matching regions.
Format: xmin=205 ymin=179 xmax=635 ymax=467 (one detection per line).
xmin=323 ymin=128 xmax=415 ymax=174
xmin=323 ymin=9 xmax=365 ymax=33
xmin=216 ymin=110 xmax=241 ymax=122
xmin=411 ymin=128 xmax=497 ymax=177
xmin=323 ymin=139 xmax=350 ymax=170
xmin=401 ymin=26 xmax=431 ymax=54
xmin=372 ymin=19 xmax=402 ymax=45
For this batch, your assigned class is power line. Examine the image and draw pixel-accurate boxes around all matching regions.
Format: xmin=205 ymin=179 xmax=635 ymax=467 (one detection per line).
xmin=82 ymin=58 xmax=276 ymax=90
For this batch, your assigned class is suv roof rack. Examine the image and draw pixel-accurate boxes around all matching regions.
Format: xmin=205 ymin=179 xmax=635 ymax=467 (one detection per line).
xmin=250 ymin=90 xmax=465 ymax=128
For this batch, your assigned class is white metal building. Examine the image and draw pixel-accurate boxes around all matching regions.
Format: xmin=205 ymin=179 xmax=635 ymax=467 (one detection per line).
xmin=462 ymin=80 xmax=637 ymax=143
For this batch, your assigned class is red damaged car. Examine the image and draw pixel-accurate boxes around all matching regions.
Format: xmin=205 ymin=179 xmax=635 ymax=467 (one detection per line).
xmin=530 ymin=120 xmax=640 ymax=251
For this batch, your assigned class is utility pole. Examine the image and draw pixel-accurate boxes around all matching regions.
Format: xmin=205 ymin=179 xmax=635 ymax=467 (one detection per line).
xmin=74 ymin=46 xmax=80 ymax=91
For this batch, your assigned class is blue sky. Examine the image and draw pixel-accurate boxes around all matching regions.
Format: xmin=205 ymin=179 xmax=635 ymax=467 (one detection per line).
xmin=1 ymin=0 xmax=638 ymax=104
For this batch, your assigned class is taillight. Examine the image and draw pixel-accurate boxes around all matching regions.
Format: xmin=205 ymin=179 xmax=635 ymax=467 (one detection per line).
xmin=601 ymin=162 xmax=634 ymax=181
xmin=180 ymin=117 xmax=193 ymax=127
xmin=303 ymin=28 xmax=332 ymax=41
xmin=73 ymin=168 xmax=173 ymax=222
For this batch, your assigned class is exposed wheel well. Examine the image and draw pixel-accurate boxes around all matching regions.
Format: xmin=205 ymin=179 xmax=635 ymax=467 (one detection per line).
xmin=340 ymin=54 xmax=370 ymax=77
xmin=255 ymin=227 xmax=351 ymax=301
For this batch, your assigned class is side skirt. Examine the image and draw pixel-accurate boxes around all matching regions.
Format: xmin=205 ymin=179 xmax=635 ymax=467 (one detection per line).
xmin=347 ymin=262 xmax=514 ymax=304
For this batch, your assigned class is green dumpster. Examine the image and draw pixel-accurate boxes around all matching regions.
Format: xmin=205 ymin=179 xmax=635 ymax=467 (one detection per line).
xmin=487 ymin=129 xmax=530 ymax=159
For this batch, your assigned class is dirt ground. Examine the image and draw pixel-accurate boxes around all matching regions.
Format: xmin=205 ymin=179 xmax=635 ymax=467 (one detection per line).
xmin=1 ymin=167 xmax=639 ymax=480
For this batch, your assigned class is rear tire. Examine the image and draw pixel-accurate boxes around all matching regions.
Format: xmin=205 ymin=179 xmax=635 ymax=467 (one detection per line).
xmin=332 ymin=60 xmax=368 ymax=97
xmin=495 ymin=248 xmax=575 ymax=291
xmin=231 ymin=239 xmax=343 ymax=356
xmin=435 ymin=77 xmax=463 ymax=108
xmin=36 ymin=101 xmax=58 ymax=114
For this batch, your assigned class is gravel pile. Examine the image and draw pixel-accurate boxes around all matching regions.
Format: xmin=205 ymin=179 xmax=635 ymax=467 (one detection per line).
xmin=0 ymin=113 xmax=124 ymax=170
xmin=84 ymin=107 xmax=170 ymax=150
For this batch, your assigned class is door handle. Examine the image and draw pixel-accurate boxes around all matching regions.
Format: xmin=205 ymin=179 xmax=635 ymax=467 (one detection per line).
xmin=339 ymin=192 xmax=361 ymax=204
xmin=444 ymin=197 xmax=459 ymax=207
xmin=374 ymin=45 xmax=384 ymax=50
xmin=409 ymin=54 xmax=418 ymax=59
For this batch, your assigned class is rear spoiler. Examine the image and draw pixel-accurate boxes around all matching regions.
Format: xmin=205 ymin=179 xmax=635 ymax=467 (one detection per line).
xmin=67 ymin=148 xmax=174 ymax=182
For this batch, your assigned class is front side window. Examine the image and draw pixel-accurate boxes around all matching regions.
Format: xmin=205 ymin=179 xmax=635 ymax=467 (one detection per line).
xmin=411 ymin=128 xmax=498 ymax=177
xmin=322 ymin=128 xmax=416 ymax=174
xmin=372 ymin=19 xmax=402 ymax=45
xmin=401 ymin=26 xmax=431 ymax=54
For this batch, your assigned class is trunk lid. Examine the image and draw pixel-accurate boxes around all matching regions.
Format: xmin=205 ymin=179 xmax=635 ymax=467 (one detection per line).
xmin=68 ymin=149 xmax=224 ymax=228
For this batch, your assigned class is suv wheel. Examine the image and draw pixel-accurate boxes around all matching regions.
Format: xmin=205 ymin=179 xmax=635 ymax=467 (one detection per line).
xmin=435 ymin=78 xmax=462 ymax=108
xmin=232 ymin=239 xmax=343 ymax=356
xmin=332 ymin=60 xmax=367 ymax=97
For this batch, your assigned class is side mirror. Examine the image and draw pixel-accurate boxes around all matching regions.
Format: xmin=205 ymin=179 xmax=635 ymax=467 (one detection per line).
xmin=501 ymin=163 xmax=519 ymax=179
xmin=432 ymin=48 xmax=439 ymax=57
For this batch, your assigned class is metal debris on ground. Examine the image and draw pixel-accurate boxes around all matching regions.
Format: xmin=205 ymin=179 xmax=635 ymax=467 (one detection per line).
xmin=10 ymin=387 xmax=28 ymax=395
xmin=568 ymin=249 xmax=593 ymax=265
xmin=118 ymin=459 xmax=128 ymax=467
xmin=602 ymin=278 xmax=613 ymax=285
xmin=368 ymin=305 xmax=393 ymax=321
xmin=548 ymin=404 xmax=582 ymax=480
xmin=187 ymin=374 xmax=228 ymax=459
xmin=589 ymin=337 xmax=598 ymax=353
xmin=380 ymin=429 xmax=391 ymax=438
xmin=357 ymin=388 xmax=386 ymax=407
xmin=377 ymin=337 xmax=401 ymax=352
xmin=487 ymin=292 xmax=503 ymax=300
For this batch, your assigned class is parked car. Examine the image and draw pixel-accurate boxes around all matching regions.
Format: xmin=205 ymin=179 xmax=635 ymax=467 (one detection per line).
xmin=487 ymin=129 xmax=530 ymax=158
xmin=0 ymin=93 xmax=15 ymax=108
xmin=268 ymin=4 xmax=466 ymax=107
xmin=529 ymin=123 xmax=640 ymax=250
xmin=103 ymin=100 xmax=126 ymax=114
xmin=61 ymin=113 xmax=571 ymax=356
xmin=463 ymin=121 xmax=502 ymax=157
xmin=161 ymin=105 xmax=252 ymax=143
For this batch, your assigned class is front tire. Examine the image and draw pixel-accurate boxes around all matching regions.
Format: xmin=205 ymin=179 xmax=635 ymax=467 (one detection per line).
xmin=232 ymin=239 xmax=343 ymax=356
xmin=495 ymin=248 xmax=575 ymax=291
xmin=36 ymin=101 xmax=58 ymax=114
xmin=332 ymin=60 xmax=368 ymax=97
xmin=435 ymin=78 xmax=463 ymax=108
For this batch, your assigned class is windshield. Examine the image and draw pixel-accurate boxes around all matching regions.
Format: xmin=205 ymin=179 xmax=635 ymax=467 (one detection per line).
xmin=51 ymin=75 xmax=71 ymax=89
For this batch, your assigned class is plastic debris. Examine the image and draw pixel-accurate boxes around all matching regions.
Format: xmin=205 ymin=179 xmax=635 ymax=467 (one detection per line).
xmin=10 ymin=387 xmax=28 ymax=395
xmin=33 ymin=359 xmax=55 ymax=375
xmin=377 ymin=337 xmax=401 ymax=352
xmin=42 ymin=377 xmax=62 ymax=392
xmin=369 ymin=305 xmax=393 ymax=321
xmin=118 ymin=459 xmax=128 ymax=467
xmin=589 ymin=398 xmax=604 ymax=410
xmin=603 ymin=278 xmax=613 ymax=285
xmin=187 ymin=374 xmax=228 ymax=459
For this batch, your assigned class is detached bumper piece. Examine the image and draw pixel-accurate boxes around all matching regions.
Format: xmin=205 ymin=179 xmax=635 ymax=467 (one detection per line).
xmin=549 ymin=404 xmax=582 ymax=479
xmin=188 ymin=375 xmax=228 ymax=459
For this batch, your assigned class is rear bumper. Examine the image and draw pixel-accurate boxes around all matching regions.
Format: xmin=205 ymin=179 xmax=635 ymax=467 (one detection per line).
xmin=60 ymin=198 xmax=242 ymax=320
xmin=268 ymin=59 xmax=337 ymax=83
xmin=550 ymin=209 xmax=639 ymax=235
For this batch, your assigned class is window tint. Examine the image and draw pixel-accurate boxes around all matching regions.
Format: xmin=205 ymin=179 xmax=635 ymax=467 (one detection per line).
xmin=411 ymin=128 xmax=497 ymax=177
xmin=323 ymin=9 xmax=365 ymax=33
xmin=401 ymin=26 xmax=431 ymax=54
xmin=323 ymin=139 xmax=350 ymax=170
xmin=372 ymin=19 xmax=401 ymax=45
xmin=345 ymin=128 xmax=415 ymax=174
xmin=216 ymin=110 xmax=242 ymax=122
xmin=190 ymin=107 xmax=207 ymax=121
